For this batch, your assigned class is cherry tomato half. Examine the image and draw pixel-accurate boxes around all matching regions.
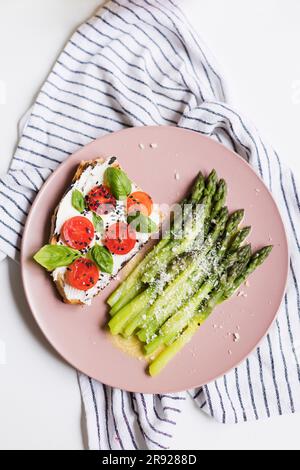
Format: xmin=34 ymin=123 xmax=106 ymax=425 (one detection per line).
xmin=86 ymin=185 xmax=116 ymax=215
xmin=127 ymin=191 xmax=153 ymax=216
xmin=65 ymin=258 xmax=99 ymax=291
xmin=62 ymin=216 xmax=95 ymax=250
xmin=104 ymin=222 xmax=136 ymax=255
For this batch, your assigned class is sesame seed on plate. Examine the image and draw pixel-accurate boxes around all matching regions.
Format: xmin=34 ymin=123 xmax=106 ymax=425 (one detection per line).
xmin=233 ymin=333 xmax=240 ymax=343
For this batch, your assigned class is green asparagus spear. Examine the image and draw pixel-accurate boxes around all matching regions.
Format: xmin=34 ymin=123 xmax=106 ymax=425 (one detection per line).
xmin=137 ymin=208 xmax=229 ymax=342
xmin=107 ymin=173 xmax=206 ymax=310
xmin=203 ymin=170 xmax=218 ymax=236
xmin=205 ymin=170 xmax=218 ymax=195
xmin=149 ymin=252 xmax=252 ymax=360
xmin=109 ymin=252 xmax=194 ymax=334
xmin=121 ymin=208 xmax=245 ymax=341
xmin=108 ymin=289 xmax=156 ymax=336
xmin=148 ymin=284 xmax=229 ymax=377
xmin=109 ymin=206 xmax=197 ymax=315
xmin=211 ymin=179 xmax=227 ymax=219
xmin=109 ymin=204 xmax=200 ymax=316
xmin=123 ymin=258 xmax=199 ymax=338
xmin=110 ymin=211 xmax=244 ymax=318
xmin=224 ymin=246 xmax=273 ymax=299
xmin=144 ymin=245 xmax=251 ymax=355
xmin=148 ymin=246 xmax=272 ymax=376
xmin=190 ymin=172 xmax=206 ymax=203
xmin=159 ymin=249 xmax=253 ymax=351
xmin=108 ymin=240 xmax=168 ymax=312
xmin=141 ymin=201 xmax=206 ymax=284
xmin=217 ymin=209 xmax=244 ymax=257
xmin=227 ymin=226 xmax=251 ymax=254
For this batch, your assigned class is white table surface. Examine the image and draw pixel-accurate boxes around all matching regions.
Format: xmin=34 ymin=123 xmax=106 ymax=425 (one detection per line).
xmin=0 ymin=0 xmax=299 ymax=451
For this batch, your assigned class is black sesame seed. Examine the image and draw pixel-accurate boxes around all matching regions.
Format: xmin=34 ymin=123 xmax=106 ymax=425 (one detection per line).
xmin=108 ymin=157 xmax=117 ymax=165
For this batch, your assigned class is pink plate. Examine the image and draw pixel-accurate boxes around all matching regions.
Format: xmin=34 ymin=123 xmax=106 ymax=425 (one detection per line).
xmin=21 ymin=126 xmax=289 ymax=393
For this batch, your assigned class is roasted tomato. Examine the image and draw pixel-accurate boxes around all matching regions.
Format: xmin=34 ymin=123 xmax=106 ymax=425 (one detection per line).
xmin=61 ymin=216 xmax=95 ymax=250
xmin=126 ymin=191 xmax=153 ymax=216
xmin=65 ymin=258 xmax=99 ymax=291
xmin=86 ymin=185 xmax=116 ymax=215
xmin=104 ymin=222 xmax=136 ymax=255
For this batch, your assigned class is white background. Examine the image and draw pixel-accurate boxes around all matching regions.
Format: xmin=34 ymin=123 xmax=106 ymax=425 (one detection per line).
xmin=0 ymin=0 xmax=300 ymax=450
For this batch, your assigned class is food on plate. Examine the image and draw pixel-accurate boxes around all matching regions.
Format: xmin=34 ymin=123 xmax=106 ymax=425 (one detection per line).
xmin=107 ymin=170 xmax=273 ymax=376
xmin=33 ymin=157 xmax=160 ymax=305
xmin=33 ymin=159 xmax=273 ymax=377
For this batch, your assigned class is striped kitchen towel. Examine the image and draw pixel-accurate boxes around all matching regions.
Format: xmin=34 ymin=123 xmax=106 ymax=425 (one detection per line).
xmin=1 ymin=0 xmax=299 ymax=450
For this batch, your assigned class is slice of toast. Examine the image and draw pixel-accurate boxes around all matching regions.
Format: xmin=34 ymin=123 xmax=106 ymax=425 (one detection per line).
xmin=50 ymin=157 xmax=160 ymax=305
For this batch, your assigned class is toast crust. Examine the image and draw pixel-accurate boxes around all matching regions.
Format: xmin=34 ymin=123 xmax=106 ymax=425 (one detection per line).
xmin=51 ymin=158 xmax=105 ymax=305
xmin=50 ymin=158 xmax=106 ymax=244
xmin=54 ymin=271 xmax=83 ymax=305
xmin=50 ymin=157 xmax=161 ymax=305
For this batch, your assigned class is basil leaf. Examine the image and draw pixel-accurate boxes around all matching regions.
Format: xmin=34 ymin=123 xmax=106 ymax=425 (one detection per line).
xmin=33 ymin=245 xmax=81 ymax=271
xmin=92 ymin=213 xmax=104 ymax=233
xmin=90 ymin=245 xmax=113 ymax=274
xmin=72 ymin=189 xmax=86 ymax=213
xmin=128 ymin=212 xmax=158 ymax=233
xmin=104 ymin=167 xmax=132 ymax=200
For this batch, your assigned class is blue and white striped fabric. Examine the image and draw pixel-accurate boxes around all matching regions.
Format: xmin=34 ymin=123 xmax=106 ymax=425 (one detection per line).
xmin=1 ymin=0 xmax=299 ymax=450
